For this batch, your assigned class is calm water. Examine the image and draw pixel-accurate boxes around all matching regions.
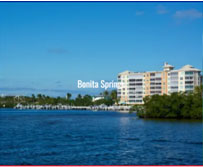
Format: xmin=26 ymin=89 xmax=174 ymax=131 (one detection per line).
xmin=0 ymin=109 xmax=202 ymax=165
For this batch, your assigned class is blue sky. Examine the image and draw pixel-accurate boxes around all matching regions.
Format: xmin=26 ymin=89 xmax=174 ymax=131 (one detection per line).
xmin=0 ymin=2 xmax=202 ymax=97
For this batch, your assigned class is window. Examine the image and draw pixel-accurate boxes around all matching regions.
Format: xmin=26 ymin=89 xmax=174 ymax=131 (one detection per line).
xmin=185 ymin=85 xmax=193 ymax=89
xmin=129 ymin=79 xmax=135 ymax=82
xmin=185 ymin=76 xmax=193 ymax=80
xmin=129 ymin=83 xmax=136 ymax=86
xmin=129 ymin=100 xmax=136 ymax=102
xmin=129 ymin=96 xmax=135 ymax=98
xmin=185 ymin=81 xmax=193 ymax=84
xmin=185 ymin=71 xmax=193 ymax=75
xmin=129 ymin=88 xmax=135 ymax=90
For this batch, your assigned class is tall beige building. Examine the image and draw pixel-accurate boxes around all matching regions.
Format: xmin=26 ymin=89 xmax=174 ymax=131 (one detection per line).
xmin=117 ymin=63 xmax=201 ymax=105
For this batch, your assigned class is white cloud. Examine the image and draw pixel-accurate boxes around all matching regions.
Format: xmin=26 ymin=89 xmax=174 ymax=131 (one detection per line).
xmin=157 ymin=5 xmax=168 ymax=14
xmin=135 ymin=11 xmax=144 ymax=16
xmin=174 ymin=9 xmax=203 ymax=19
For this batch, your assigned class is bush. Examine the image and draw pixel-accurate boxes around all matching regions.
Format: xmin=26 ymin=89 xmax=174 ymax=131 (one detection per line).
xmin=137 ymin=86 xmax=202 ymax=119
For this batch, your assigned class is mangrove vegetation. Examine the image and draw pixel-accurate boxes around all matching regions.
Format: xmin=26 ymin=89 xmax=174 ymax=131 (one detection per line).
xmin=131 ymin=86 xmax=202 ymax=119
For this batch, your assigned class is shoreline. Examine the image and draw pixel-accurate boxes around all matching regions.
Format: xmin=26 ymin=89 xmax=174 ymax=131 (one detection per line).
xmin=0 ymin=107 xmax=131 ymax=114
xmin=1 ymin=108 xmax=202 ymax=120
xmin=13 ymin=104 xmax=131 ymax=111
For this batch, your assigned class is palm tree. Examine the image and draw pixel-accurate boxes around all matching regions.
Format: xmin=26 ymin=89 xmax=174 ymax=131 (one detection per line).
xmin=31 ymin=94 xmax=35 ymax=103
xmin=103 ymin=90 xmax=109 ymax=97
xmin=110 ymin=90 xmax=118 ymax=104
xmin=37 ymin=94 xmax=42 ymax=99
xmin=110 ymin=90 xmax=117 ymax=100
xmin=77 ymin=94 xmax=82 ymax=99
xmin=66 ymin=93 xmax=72 ymax=100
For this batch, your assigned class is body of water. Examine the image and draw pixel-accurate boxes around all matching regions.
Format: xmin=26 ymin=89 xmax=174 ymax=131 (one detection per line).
xmin=0 ymin=109 xmax=202 ymax=165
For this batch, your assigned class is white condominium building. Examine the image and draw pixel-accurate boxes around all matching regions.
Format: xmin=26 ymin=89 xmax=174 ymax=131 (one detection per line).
xmin=117 ymin=63 xmax=201 ymax=105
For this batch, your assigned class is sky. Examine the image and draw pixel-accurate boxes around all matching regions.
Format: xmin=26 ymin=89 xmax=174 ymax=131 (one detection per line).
xmin=0 ymin=2 xmax=202 ymax=97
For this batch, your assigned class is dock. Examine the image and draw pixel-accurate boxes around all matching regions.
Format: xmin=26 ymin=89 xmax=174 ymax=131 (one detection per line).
xmin=14 ymin=104 xmax=131 ymax=111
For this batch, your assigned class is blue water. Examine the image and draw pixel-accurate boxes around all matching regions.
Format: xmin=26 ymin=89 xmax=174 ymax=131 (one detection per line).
xmin=0 ymin=109 xmax=202 ymax=165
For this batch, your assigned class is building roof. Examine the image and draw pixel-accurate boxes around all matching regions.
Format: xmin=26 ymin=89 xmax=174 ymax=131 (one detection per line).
xmin=118 ymin=64 xmax=200 ymax=76
xmin=118 ymin=71 xmax=134 ymax=75
xmin=179 ymin=65 xmax=200 ymax=72
xmin=163 ymin=63 xmax=174 ymax=68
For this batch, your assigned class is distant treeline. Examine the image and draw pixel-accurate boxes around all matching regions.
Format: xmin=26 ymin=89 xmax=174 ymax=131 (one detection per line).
xmin=130 ymin=86 xmax=202 ymax=119
xmin=0 ymin=90 xmax=118 ymax=108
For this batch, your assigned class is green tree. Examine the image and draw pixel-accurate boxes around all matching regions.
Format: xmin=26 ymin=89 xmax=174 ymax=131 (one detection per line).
xmin=110 ymin=90 xmax=118 ymax=104
xmin=133 ymin=86 xmax=202 ymax=120
xmin=103 ymin=90 xmax=109 ymax=97
xmin=66 ymin=93 xmax=72 ymax=100
xmin=31 ymin=94 xmax=36 ymax=103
